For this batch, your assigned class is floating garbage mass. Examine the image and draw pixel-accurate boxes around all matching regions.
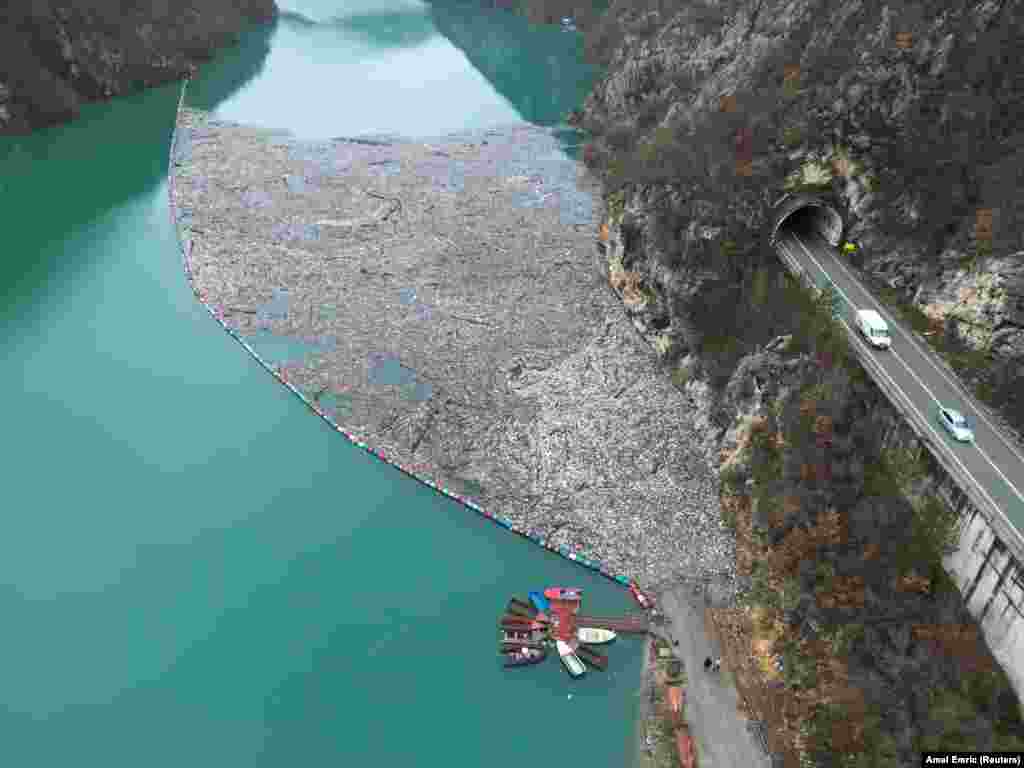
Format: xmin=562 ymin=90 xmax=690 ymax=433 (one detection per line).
xmin=168 ymin=79 xmax=656 ymax=613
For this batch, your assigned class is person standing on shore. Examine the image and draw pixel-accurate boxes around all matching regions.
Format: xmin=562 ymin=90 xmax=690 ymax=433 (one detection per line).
xmin=704 ymin=657 xmax=713 ymax=672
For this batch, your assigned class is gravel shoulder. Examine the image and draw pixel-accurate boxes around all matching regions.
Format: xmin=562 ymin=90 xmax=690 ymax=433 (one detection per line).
xmin=170 ymin=105 xmax=735 ymax=592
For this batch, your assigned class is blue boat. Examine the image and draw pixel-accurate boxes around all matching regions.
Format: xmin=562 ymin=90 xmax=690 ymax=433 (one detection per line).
xmin=528 ymin=591 xmax=550 ymax=614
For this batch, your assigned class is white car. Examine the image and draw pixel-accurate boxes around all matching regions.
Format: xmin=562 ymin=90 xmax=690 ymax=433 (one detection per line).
xmin=855 ymin=309 xmax=891 ymax=349
xmin=938 ymin=406 xmax=974 ymax=443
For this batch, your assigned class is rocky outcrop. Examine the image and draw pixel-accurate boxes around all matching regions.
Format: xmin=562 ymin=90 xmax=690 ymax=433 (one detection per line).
xmin=0 ymin=0 xmax=277 ymax=134
xmin=579 ymin=0 xmax=1024 ymax=429
xmin=915 ymin=254 xmax=1024 ymax=359
xmin=576 ymin=0 xmax=1024 ymax=760
xmin=665 ymin=316 xmax=1024 ymax=761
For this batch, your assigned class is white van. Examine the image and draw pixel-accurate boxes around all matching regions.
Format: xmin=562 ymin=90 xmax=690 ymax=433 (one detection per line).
xmin=856 ymin=309 xmax=891 ymax=349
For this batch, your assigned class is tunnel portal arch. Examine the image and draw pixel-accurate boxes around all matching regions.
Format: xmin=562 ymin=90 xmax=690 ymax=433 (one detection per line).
xmin=766 ymin=193 xmax=844 ymax=248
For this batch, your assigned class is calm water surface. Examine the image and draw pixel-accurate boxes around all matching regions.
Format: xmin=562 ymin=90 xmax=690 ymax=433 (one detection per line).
xmin=188 ymin=0 xmax=596 ymax=138
xmin=0 ymin=3 xmax=640 ymax=765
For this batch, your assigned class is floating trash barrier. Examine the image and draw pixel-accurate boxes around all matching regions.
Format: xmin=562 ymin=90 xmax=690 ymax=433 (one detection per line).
xmin=167 ymin=80 xmax=651 ymax=611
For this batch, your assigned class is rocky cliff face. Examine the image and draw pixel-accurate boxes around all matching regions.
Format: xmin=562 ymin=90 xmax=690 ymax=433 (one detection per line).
xmin=577 ymin=0 xmax=1024 ymax=760
xmin=579 ymin=0 xmax=1024 ymax=429
xmin=0 ymin=0 xmax=277 ymax=134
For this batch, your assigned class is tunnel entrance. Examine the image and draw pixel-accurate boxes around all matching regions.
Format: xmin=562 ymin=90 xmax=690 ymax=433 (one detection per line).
xmin=767 ymin=193 xmax=844 ymax=248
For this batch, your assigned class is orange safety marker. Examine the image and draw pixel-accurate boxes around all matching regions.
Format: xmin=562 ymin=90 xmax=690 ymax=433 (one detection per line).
xmin=976 ymin=208 xmax=994 ymax=239
xmin=599 ymin=222 xmax=609 ymax=242
xmin=783 ymin=64 xmax=800 ymax=97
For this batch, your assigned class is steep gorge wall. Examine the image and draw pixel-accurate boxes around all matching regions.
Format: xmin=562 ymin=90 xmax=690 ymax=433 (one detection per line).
xmin=0 ymin=0 xmax=278 ymax=134
xmin=575 ymin=0 xmax=1024 ymax=758
xmin=605 ymin=206 xmax=1024 ymax=758
xmin=577 ymin=0 xmax=1024 ymax=429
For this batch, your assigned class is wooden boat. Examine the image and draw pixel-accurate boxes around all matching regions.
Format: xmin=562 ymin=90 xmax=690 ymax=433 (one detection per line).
xmin=500 ymin=640 xmax=546 ymax=652
xmin=502 ymin=630 xmax=544 ymax=644
xmin=577 ymin=627 xmax=617 ymax=645
xmin=502 ymin=627 xmax=535 ymax=637
xmin=576 ymin=644 xmax=608 ymax=670
xmin=506 ymin=601 xmax=535 ymax=618
xmin=502 ymin=647 xmax=547 ymax=667
xmin=544 ymin=587 xmax=583 ymax=601
xmin=509 ymin=597 xmax=536 ymax=615
xmin=528 ymin=591 xmax=550 ymax=614
xmin=556 ymin=640 xmax=586 ymax=678
xmin=501 ymin=614 xmax=548 ymax=626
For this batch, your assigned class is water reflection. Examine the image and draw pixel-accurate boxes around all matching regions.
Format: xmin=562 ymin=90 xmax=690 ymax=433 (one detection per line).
xmin=190 ymin=0 xmax=596 ymax=143
xmin=427 ymin=0 xmax=598 ymax=127
xmin=0 ymin=85 xmax=182 ymax=326
xmin=0 ymin=3 xmax=636 ymax=763
xmin=334 ymin=10 xmax=437 ymax=48
xmin=184 ymin=19 xmax=277 ymax=112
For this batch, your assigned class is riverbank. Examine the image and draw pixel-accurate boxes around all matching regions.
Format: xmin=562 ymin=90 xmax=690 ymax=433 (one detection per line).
xmin=169 ymin=101 xmax=736 ymax=594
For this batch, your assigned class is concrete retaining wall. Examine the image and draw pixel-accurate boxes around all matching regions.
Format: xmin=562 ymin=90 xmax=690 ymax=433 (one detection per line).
xmin=776 ymin=239 xmax=1024 ymax=706
xmin=945 ymin=500 xmax=1024 ymax=702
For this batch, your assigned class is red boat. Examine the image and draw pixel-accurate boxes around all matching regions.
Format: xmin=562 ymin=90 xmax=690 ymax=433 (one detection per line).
xmin=544 ymin=587 xmax=583 ymax=601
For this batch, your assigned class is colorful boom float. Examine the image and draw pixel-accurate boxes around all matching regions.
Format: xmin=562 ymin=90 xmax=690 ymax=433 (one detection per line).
xmin=166 ymin=80 xmax=656 ymax=613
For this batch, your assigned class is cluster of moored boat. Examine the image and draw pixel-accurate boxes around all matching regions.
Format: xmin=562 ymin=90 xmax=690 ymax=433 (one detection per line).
xmin=499 ymin=589 xmax=617 ymax=678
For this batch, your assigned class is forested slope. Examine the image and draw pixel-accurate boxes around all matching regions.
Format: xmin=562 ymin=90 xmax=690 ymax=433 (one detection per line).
xmin=0 ymin=0 xmax=277 ymax=134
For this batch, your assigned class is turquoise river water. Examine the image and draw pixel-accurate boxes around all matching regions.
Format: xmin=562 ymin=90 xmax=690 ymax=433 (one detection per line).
xmin=0 ymin=1 xmax=644 ymax=765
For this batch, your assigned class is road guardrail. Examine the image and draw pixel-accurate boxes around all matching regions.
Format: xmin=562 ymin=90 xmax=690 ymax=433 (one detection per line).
xmin=775 ymin=240 xmax=1024 ymax=563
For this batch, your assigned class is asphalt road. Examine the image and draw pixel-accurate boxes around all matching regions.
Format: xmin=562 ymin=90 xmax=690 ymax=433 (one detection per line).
xmin=656 ymin=587 xmax=772 ymax=768
xmin=776 ymin=231 xmax=1024 ymax=550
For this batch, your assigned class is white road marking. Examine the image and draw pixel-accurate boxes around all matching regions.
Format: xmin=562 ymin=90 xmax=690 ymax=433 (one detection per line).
xmin=775 ymin=237 xmax=1012 ymax=520
xmin=805 ymin=232 xmax=1024 ymax=468
xmin=786 ymin=233 xmax=1024 ymax=507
